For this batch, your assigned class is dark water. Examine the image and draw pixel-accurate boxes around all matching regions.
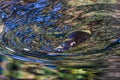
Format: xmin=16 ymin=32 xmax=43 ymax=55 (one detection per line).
xmin=0 ymin=0 xmax=120 ymax=79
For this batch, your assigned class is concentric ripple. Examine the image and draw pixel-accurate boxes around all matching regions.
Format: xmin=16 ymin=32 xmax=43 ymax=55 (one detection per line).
xmin=0 ymin=0 xmax=91 ymax=53
xmin=0 ymin=0 xmax=120 ymax=67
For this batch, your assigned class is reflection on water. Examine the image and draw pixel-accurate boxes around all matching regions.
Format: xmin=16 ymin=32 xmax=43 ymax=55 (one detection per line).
xmin=0 ymin=0 xmax=120 ymax=80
